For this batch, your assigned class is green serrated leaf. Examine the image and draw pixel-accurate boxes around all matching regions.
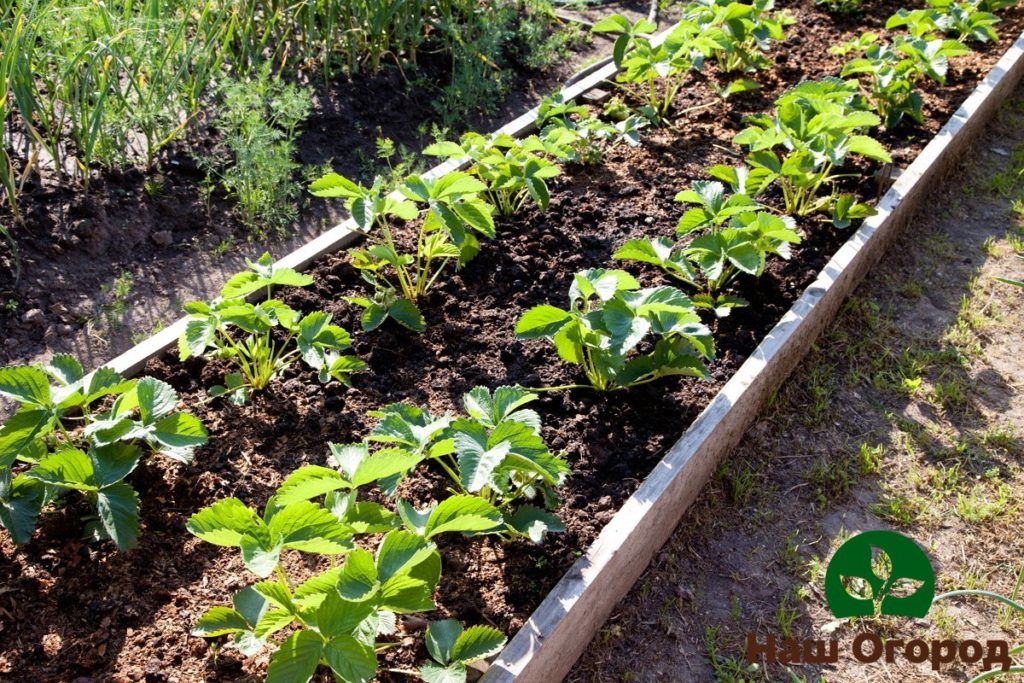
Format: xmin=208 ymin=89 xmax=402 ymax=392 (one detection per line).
xmin=419 ymin=661 xmax=467 ymax=683
xmin=425 ymin=495 xmax=503 ymax=539
xmin=97 ymin=482 xmax=140 ymax=550
xmin=388 ymin=298 xmax=426 ymax=332
xmin=275 ymin=465 xmax=351 ymax=506
xmin=187 ymin=498 xmax=262 ymax=547
xmin=324 ymin=635 xmax=377 ymax=683
xmin=426 ymin=619 xmax=463 ymax=664
xmin=450 ymin=625 xmax=507 ymax=664
xmin=266 ymin=631 xmax=323 ymax=683
xmin=515 ymin=305 xmax=571 ymax=338
xmin=192 ymin=607 xmax=250 ymax=638
xmin=0 ymin=366 xmax=51 ymax=407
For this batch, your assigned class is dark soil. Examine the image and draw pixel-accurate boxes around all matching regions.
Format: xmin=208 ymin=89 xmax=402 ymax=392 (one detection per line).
xmin=1 ymin=1 xmax=1023 ymax=681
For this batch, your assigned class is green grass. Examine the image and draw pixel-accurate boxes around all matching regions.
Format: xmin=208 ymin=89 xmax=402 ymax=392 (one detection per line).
xmin=955 ymin=483 xmax=1011 ymax=524
xmin=99 ymin=270 xmax=134 ymax=328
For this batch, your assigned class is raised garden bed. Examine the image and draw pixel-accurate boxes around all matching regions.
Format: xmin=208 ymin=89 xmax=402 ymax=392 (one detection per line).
xmin=2 ymin=0 xmax=1024 ymax=681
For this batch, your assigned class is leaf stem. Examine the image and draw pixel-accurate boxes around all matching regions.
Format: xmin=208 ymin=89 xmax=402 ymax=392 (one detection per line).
xmin=526 ymin=383 xmax=594 ymax=393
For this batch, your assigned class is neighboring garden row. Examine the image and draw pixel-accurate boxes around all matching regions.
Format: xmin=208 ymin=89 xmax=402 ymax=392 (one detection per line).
xmin=0 ymin=0 xmax=581 ymax=248
xmin=0 ymin=0 xmax=1018 ymax=680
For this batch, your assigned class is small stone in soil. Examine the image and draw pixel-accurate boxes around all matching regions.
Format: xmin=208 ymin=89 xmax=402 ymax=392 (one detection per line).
xmin=151 ymin=230 xmax=174 ymax=247
xmin=22 ymin=308 xmax=44 ymax=325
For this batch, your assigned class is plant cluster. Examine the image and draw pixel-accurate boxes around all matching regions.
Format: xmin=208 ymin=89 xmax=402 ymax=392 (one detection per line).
xmin=816 ymin=0 xmax=865 ymax=15
xmin=516 ymin=269 xmax=716 ymax=391
xmin=594 ymin=14 xmax=726 ymax=122
xmin=310 ymin=170 xmax=496 ymax=331
xmin=189 ymin=514 xmax=506 ymax=682
xmin=732 ymin=78 xmax=891 ymax=220
xmin=1 ymin=0 xmax=228 ymax=202
xmin=887 ymin=0 xmax=1004 ymax=43
xmin=311 ymin=98 xmax=646 ymax=332
xmin=179 ymin=252 xmax=364 ymax=401
xmin=186 ymin=383 xmax=566 ymax=679
xmin=430 ymin=0 xmax=582 ymax=127
xmin=201 ymin=69 xmax=312 ymax=237
xmin=424 ymin=132 xmax=562 ymax=216
xmin=834 ymin=1 xmax=975 ymax=129
xmin=537 ymin=94 xmax=645 ymax=165
xmin=684 ymin=0 xmax=794 ymax=74
xmin=594 ymin=3 xmax=791 ymax=124
xmin=615 ymin=182 xmax=800 ymax=301
xmin=0 ymin=355 xmax=208 ymax=548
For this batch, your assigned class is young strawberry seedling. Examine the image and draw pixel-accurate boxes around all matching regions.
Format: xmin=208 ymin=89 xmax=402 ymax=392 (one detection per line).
xmin=685 ymin=0 xmax=794 ymax=74
xmin=424 ymin=132 xmax=562 ymax=216
xmin=834 ymin=32 xmax=970 ymax=128
xmin=274 ymin=386 xmax=568 ymax=543
xmin=179 ymin=253 xmax=364 ymax=400
xmin=537 ymin=94 xmax=644 ymax=165
xmin=310 ymin=170 xmax=496 ymax=331
xmin=418 ymin=619 xmax=508 ymax=683
xmin=516 ymin=269 xmax=715 ymax=391
xmin=593 ymin=14 xmax=726 ymax=123
xmin=0 ymin=355 xmax=208 ymax=548
xmin=733 ymin=78 xmax=891 ymax=222
xmin=887 ymin=0 xmax=1001 ymax=43
xmin=188 ymin=468 xmax=514 ymax=680
xmin=611 ymin=178 xmax=800 ymax=314
xmin=190 ymin=525 xmax=449 ymax=681
xmin=369 ymin=386 xmax=569 ymax=542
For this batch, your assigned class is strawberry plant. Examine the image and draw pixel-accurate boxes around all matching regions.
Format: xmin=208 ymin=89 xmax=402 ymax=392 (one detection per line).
xmin=0 ymin=355 xmax=208 ymax=548
xmin=678 ymin=211 xmax=800 ymax=289
xmin=353 ymin=386 xmax=569 ymax=542
xmin=310 ymin=171 xmax=496 ymax=331
xmin=188 ymin=470 xmax=512 ymax=680
xmin=537 ymin=94 xmax=644 ymax=165
xmin=674 ymin=179 xmax=765 ymax=233
xmin=733 ymin=79 xmax=890 ymax=220
xmin=593 ymin=15 xmax=726 ymax=123
xmin=611 ymin=179 xmax=800 ymax=313
xmin=516 ymin=269 xmax=715 ymax=391
xmin=179 ymin=254 xmax=363 ymax=400
xmin=191 ymin=527 xmax=451 ymax=681
xmin=240 ymin=387 xmax=567 ymax=545
xmin=419 ymin=619 xmax=508 ymax=683
xmin=423 ymin=133 xmax=561 ymax=216
xmin=684 ymin=0 xmax=794 ymax=74
xmin=835 ymin=33 xmax=971 ymax=128
xmin=888 ymin=0 xmax=1001 ymax=43
xmin=614 ymin=209 xmax=799 ymax=300
xmin=187 ymin=493 xmax=358 ymax=579
xmin=268 ymin=389 xmax=565 ymax=543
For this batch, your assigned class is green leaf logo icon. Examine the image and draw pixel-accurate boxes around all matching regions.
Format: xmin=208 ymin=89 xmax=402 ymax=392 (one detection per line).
xmin=824 ymin=530 xmax=935 ymax=618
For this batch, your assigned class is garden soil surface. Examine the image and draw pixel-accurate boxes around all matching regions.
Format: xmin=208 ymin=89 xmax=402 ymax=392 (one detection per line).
xmin=2 ymin=1 xmax=1024 ymax=681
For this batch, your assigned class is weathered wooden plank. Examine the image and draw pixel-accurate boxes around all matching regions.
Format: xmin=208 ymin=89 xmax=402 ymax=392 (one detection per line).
xmin=481 ymin=29 xmax=1024 ymax=683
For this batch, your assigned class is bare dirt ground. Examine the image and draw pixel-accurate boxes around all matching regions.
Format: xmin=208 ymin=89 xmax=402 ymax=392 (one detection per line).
xmin=570 ymin=93 xmax=1024 ymax=682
